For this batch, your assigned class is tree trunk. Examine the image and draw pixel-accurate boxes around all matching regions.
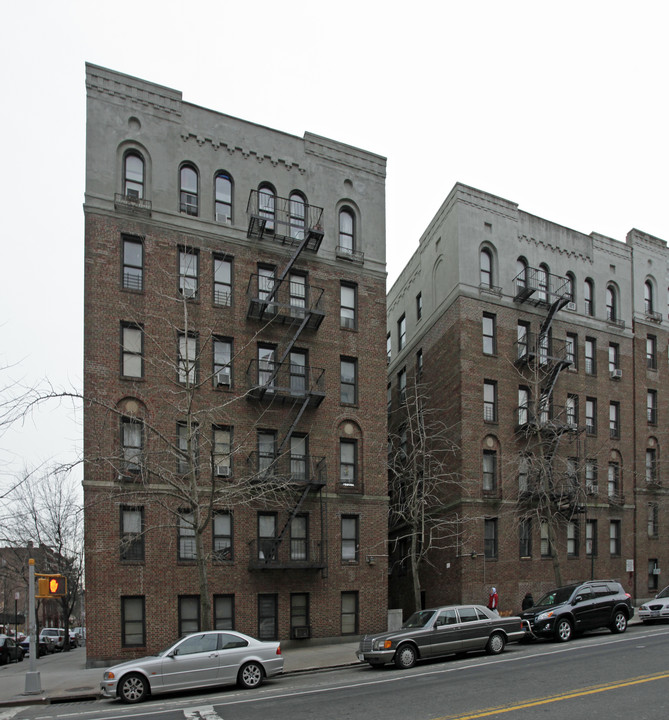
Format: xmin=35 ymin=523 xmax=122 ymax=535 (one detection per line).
xmin=410 ymin=530 xmax=421 ymax=613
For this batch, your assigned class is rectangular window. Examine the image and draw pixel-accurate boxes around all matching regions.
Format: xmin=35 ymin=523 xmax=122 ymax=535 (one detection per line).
xmin=484 ymin=518 xmax=498 ymax=559
xmin=649 ymin=559 xmax=660 ymax=592
xmin=340 ymin=283 xmax=357 ymax=330
xmin=341 ymin=591 xmax=359 ymax=635
xmin=120 ymin=506 xmax=144 ymax=561
xmin=585 ymin=398 xmax=597 ymax=435
xmin=586 ymin=520 xmax=597 ymax=557
xmin=213 ymin=512 xmax=232 ymax=560
xmin=121 ymin=324 xmax=143 ymax=378
xmin=566 ymin=333 xmax=577 ymax=368
xmin=585 ymin=461 xmax=597 ymax=495
xmin=289 ymin=273 xmax=306 ymax=317
xmin=386 ymin=333 xmax=391 ymax=364
xmin=290 ymin=515 xmax=308 ymax=561
xmin=258 ymin=345 xmax=276 ymax=390
xmin=258 ymin=513 xmax=277 ymax=560
xmin=567 ymin=522 xmax=579 ymax=557
xmin=257 ymin=431 xmax=276 ymax=474
xmin=517 ymin=322 xmax=530 ymax=360
xmin=214 ymin=595 xmax=234 ymax=630
xmin=177 ymin=422 xmax=197 ymax=475
xmin=178 ymin=333 xmax=197 ymax=384
xmin=121 ymin=417 xmax=143 ymax=475
xmin=540 ymin=521 xmax=551 ymax=558
xmin=482 ymin=313 xmax=496 ymax=355
xmin=416 ymin=349 xmax=423 ymax=378
xmin=341 ymin=516 xmax=359 ymax=561
xmin=290 ymin=434 xmax=307 ymax=482
xmin=179 ymin=595 xmax=200 ymax=636
xmin=648 ymin=503 xmax=659 ymax=538
xmin=122 ymin=236 xmax=143 ymax=291
xmin=518 ymin=455 xmax=529 ymax=494
xmin=608 ymin=343 xmax=619 ymax=373
xmin=398 ymin=367 xmax=407 ymax=404
xmin=213 ymin=337 xmax=232 ymax=388
xmin=291 ymin=593 xmax=309 ymax=635
xmin=517 ymin=387 xmax=529 ymax=425
xmin=179 ymin=248 xmax=199 ymax=298
xmin=178 ymin=512 xmax=196 ymax=560
xmin=121 ymin=596 xmax=145 ymax=647
xmin=609 ymin=520 xmax=621 ymax=556
xmin=290 ymin=350 xmax=307 ymax=396
xmin=566 ymin=394 xmax=578 ymax=428
xmin=609 ymin=402 xmax=620 ymax=439
xmin=416 ymin=292 xmax=423 ymax=321
xmin=519 ymin=519 xmax=532 ymax=558
xmin=340 ymin=439 xmax=357 ymax=486
xmin=608 ymin=462 xmax=620 ymax=500
xmin=258 ymin=266 xmax=276 ymax=311
xmin=258 ymin=594 xmax=278 ymax=641
xmin=482 ymin=450 xmax=497 ymax=492
xmin=484 ymin=381 xmax=497 ymax=422
xmin=585 ymin=338 xmax=596 ymax=375
xmin=340 ymin=357 xmax=357 ymax=404
xmin=398 ymin=314 xmax=406 ymax=351
xmin=646 ymin=448 xmax=658 ymax=484
xmin=647 ymin=335 xmax=657 ymax=370
xmin=213 ymin=256 xmax=232 ymax=306
xmin=647 ymin=390 xmax=657 ymax=425
xmin=213 ymin=425 xmax=232 ymax=477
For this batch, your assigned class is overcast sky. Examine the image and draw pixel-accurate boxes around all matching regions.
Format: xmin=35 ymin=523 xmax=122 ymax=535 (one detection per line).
xmin=2 ymin=0 xmax=668 ymax=486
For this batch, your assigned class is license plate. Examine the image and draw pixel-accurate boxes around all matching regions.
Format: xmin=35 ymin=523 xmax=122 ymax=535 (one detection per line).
xmin=651 ymin=611 xmax=660 ymax=617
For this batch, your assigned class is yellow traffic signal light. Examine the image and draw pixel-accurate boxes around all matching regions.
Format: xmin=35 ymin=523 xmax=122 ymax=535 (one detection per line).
xmin=36 ymin=574 xmax=67 ymax=598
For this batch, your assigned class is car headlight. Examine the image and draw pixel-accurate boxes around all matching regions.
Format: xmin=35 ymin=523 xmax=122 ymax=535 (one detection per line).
xmin=103 ymin=672 xmax=116 ymax=680
xmin=640 ymin=605 xmax=648 ymax=611
xmin=536 ymin=611 xmax=554 ymax=622
xmin=373 ymin=639 xmax=393 ymax=651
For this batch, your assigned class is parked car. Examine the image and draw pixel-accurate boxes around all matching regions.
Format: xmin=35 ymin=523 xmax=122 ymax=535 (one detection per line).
xmin=19 ymin=637 xmax=48 ymax=658
xmin=68 ymin=630 xmax=80 ymax=647
xmin=0 ymin=635 xmax=24 ymax=665
xmin=40 ymin=628 xmax=66 ymax=652
xmin=638 ymin=585 xmax=669 ymax=623
xmin=357 ymin=605 xmax=528 ymax=669
xmin=100 ymin=630 xmax=284 ymax=704
xmin=520 ymin=580 xmax=633 ymax=642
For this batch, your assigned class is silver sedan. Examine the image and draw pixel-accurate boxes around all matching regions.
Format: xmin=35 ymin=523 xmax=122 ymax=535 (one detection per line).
xmin=101 ymin=630 xmax=283 ymax=703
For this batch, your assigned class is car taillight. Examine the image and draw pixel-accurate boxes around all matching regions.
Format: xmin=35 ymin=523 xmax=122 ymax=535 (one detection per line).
xmin=276 ymin=645 xmax=282 ymax=655
xmin=625 ymin=593 xmax=631 ymax=599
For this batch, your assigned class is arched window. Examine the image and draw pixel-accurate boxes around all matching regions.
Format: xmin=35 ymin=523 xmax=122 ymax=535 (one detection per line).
xmin=584 ymin=278 xmax=594 ymax=316
xmin=537 ymin=263 xmax=550 ymax=302
xmin=339 ymin=208 xmax=355 ymax=253
xmin=606 ymin=285 xmax=617 ymax=322
xmin=258 ymin=184 xmax=275 ymax=231
xmin=515 ymin=257 xmax=528 ymax=292
xmin=124 ymin=152 xmax=144 ymax=199
xmin=565 ymin=272 xmax=575 ymax=307
xmin=480 ymin=248 xmax=493 ymax=288
xmin=289 ymin=192 xmax=306 ymax=240
xmin=180 ymin=165 xmax=199 ymax=216
xmin=215 ymin=172 xmax=232 ymax=223
xmin=645 ymin=280 xmax=654 ymax=314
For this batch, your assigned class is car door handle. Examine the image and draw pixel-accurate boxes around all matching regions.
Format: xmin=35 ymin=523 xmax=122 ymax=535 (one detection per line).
xmin=209 ymin=653 xmax=219 ymax=658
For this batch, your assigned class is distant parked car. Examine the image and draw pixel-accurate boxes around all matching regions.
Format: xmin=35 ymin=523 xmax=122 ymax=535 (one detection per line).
xmin=68 ymin=630 xmax=80 ymax=647
xmin=520 ymin=580 xmax=633 ymax=642
xmin=357 ymin=605 xmax=528 ymax=669
xmin=638 ymin=586 xmax=669 ymax=623
xmin=19 ymin=637 xmax=48 ymax=658
xmin=0 ymin=635 xmax=24 ymax=665
xmin=101 ymin=630 xmax=284 ymax=703
xmin=40 ymin=628 xmax=65 ymax=652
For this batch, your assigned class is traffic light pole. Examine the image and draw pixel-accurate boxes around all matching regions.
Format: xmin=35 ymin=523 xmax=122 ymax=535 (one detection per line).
xmin=24 ymin=559 xmax=41 ymax=695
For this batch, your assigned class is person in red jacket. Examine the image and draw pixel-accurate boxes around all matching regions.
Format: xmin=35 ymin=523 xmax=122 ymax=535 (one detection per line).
xmin=487 ymin=587 xmax=499 ymax=614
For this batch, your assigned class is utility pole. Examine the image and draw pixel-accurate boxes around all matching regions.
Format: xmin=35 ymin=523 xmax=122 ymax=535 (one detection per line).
xmin=24 ymin=558 xmax=41 ymax=695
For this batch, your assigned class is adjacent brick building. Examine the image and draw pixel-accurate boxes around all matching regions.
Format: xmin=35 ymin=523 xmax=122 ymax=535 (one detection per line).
xmin=83 ymin=65 xmax=388 ymax=665
xmin=387 ymin=183 xmax=669 ymax=615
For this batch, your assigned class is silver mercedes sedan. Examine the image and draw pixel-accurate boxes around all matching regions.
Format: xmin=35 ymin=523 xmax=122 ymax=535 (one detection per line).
xmin=101 ymin=630 xmax=283 ymax=703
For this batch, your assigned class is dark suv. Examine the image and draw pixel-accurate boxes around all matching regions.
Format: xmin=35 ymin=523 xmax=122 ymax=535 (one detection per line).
xmin=520 ymin=580 xmax=633 ymax=642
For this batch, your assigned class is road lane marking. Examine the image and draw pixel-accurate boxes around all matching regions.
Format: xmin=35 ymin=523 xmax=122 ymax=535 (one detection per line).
xmin=434 ymin=671 xmax=669 ymax=719
xmin=183 ymin=707 xmax=223 ymax=719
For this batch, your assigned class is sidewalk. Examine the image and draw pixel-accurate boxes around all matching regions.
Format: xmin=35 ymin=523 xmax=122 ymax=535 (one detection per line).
xmin=0 ymin=640 xmax=361 ymax=707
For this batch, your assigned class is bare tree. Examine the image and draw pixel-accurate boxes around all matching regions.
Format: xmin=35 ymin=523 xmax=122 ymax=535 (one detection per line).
xmin=388 ymin=377 xmax=467 ymax=614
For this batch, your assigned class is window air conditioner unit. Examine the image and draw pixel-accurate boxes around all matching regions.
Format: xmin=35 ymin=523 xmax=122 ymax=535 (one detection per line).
xmin=216 ymin=212 xmax=231 ymax=223
xmin=215 ymin=465 xmax=231 ymax=477
xmin=567 ymin=301 xmax=576 ymax=311
xmin=292 ymin=625 xmax=311 ymax=639
xmin=610 ymin=369 xmax=622 ymax=379
xmin=181 ymin=287 xmax=197 ymax=299
xmin=215 ymin=370 xmax=231 ymax=386
xmin=653 ymin=568 xmax=661 ymax=575
xmin=587 ymin=486 xmax=598 ymax=495
xmin=126 ymin=188 xmax=140 ymax=199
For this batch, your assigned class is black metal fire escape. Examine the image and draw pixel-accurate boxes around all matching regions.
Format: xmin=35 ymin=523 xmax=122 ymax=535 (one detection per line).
xmin=245 ymin=191 xmax=327 ymax=572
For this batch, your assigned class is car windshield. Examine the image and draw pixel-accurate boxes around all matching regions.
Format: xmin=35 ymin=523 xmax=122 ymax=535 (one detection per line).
xmin=535 ymin=586 xmax=577 ymax=607
xmin=656 ymin=586 xmax=669 ymax=599
xmin=402 ymin=610 xmax=436 ymax=628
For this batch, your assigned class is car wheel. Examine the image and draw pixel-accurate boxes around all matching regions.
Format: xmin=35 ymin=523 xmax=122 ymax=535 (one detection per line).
xmin=18 ymin=652 xmax=24 ymax=662
xmin=238 ymin=661 xmax=264 ymax=689
xmin=610 ymin=611 xmax=628 ymax=634
xmin=554 ymin=618 xmax=573 ymax=642
xmin=118 ymin=673 xmax=148 ymax=704
xmin=0 ymin=653 xmax=7 ymax=666
xmin=394 ymin=644 xmax=417 ymax=669
xmin=486 ymin=632 xmax=506 ymax=655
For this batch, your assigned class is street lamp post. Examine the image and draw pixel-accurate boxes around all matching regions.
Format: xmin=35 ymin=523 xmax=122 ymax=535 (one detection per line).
xmin=24 ymin=559 xmax=41 ymax=695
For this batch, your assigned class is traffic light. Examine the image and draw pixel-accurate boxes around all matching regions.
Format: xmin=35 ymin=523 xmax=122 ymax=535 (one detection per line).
xmin=36 ymin=574 xmax=67 ymax=598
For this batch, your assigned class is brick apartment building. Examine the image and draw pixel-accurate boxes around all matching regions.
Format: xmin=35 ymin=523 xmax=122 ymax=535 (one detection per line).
xmin=387 ymin=183 xmax=669 ymax=615
xmin=83 ymin=65 xmax=388 ymax=665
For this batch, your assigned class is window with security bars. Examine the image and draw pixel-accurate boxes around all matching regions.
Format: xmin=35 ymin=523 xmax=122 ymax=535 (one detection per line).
xmin=122 ymin=237 xmax=143 ymax=291
xmin=484 ymin=381 xmax=497 ymax=422
xmin=213 ymin=256 xmax=232 ymax=306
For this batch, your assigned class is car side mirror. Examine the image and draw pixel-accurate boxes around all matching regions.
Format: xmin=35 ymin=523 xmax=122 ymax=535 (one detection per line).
xmin=573 ymin=595 xmax=583 ymax=604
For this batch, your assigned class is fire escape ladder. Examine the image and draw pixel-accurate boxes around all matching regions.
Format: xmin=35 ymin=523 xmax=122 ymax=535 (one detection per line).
xmin=277 ymin=400 xmax=312 ymax=458
xmin=541 ymin=361 xmax=565 ymax=405
xmin=539 ymin=295 xmax=570 ymax=337
xmin=271 ymin=483 xmax=317 ymax=557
